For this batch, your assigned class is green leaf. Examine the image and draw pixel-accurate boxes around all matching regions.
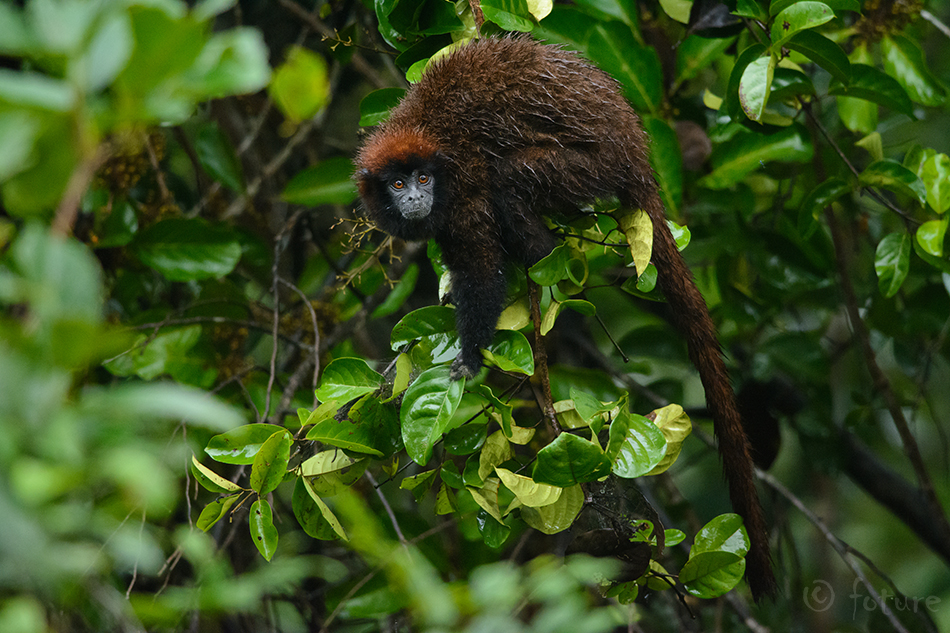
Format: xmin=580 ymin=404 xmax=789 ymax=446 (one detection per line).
xmin=606 ymin=411 xmax=667 ymax=478
xmin=372 ymin=264 xmax=420 ymax=319
xmin=249 ymin=429 xmax=292 ymax=495
xmin=916 ymin=219 xmax=947 ymax=258
xmin=292 ymin=478 xmax=341 ymax=539
xmin=679 ymin=517 xmax=752 ymax=596
xmin=269 ymin=45 xmax=330 ymax=123
xmin=569 ymin=387 xmax=616 ymax=423
xmin=519 ymin=483 xmax=584 ymax=534
xmin=800 ymin=177 xmax=851 ymax=234
xmin=483 ymin=329 xmax=534 ymax=375
xmin=476 ymin=506 xmax=509 ymax=546
xmin=305 ymin=394 xmax=400 ymax=457
xmin=658 ymin=0 xmax=691 ymax=23
xmin=769 ymin=67 xmax=816 ymax=103
xmin=249 ymin=498 xmax=279 ymax=561
xmin=586 ymin=23 xmax=663 ymax=114
xmin=770 ymin=2 xmax=835 ymax=50
xmin=133 ymin=218 xmax=242 ymax=281
xmin=643 ymin=116 xmax=683 ymax=215
xmin=735 ymin=0 xmax=769 ymax=19
xmin=95 ymin=198 xmax=139 ymax=248
xmin=645 ymin=404 xmax=692 ymax=475
xmin=481 ymin=0 xmax=535 ymax=31
xmin=532 ymin=432 xmax=612 ymax=487
xmin=81 ymin=383 xmax=244 ymax=431
xmin=188 ymin=28 xmax=271 ymax=99
xmin=197 ymin=494 xmax=239 ymax=531
xmin=195 ymin=123 xmax=244 ymax=191
xmin=881 ymin=34 xmax=946 ymax=107
xmin=675 ymin=35 xmax=736 ymax=89
xmin=194 ymin=0 xmax=238 ymax=20
xmin=540 ymin=299 xmax=596 ymax=336
xmin=692 ymin=513 xmax=750 ymax=556
xmin=723 ymin=44 xmax=768 ymax=120
xmin=301 ymin=477 xmax=348 ymax=540
xmin=400 ymin=366 xmax=465 ymax=464
xmin=301 ymin=451 xmax=367 ymax=496
xmin=739 ymin=54 xmax=776 ymax=122
xmin=859 ymin=159 xmax=926 ymax=205
xmin=104 ymin=325 xmax=201 ymax=380
xmin=830 ymin=63 xmax=915 ymax=118
xmin=282 ymin=156 xmax=358 ymax=206
xmin=920 ymin=153 xmax=950 ymax=213
xmin=73 ymin=10 xmax=133 ymax=92
xmin=0 ymin=3 xmax=34 ymax=55
xmin=444 ymin=422 xmax=487 ymax=455
xmin=359 ymin=88 xmax=406 ymax=126
xmin=618 ymin=208 xmax=653 ymax=277
xmin=315 ymin=357 xmax=383 ymax=402
xmin=478 ymin=430 xmax=513 ymax=482
xmin=912 ymin=236 xmax=950 ymax=274
xmin=529 ymin=243 xmax=571 ymax=286
xmin=391 ymin=305 xmax=458 ymax=351
xmin=784 ymin=30 xmax=850 ymax=83
xmin=680 ymin=551 xmax=745 ymax=598
xmin=401 ymin=469 xmax=438 ymax=498
xmin=495 ymin=467 xmax=562 ymax=507
xmin=468 ymin=478 xmax=506 ymax=524
xmin=206 ymin=423 xmax=283 ymax=465
xmin=875 ymin=232 xmax=912 ymax=297
xmin=770 ymin=0 xmax=859 ymax=15
xmin=0 ymin=111 xmax=39 ymax=181
xmin=475 ymin=384 xmax=515 ymax=437
xmin=191 ymin=455 xmax=242 ymax=493
xmin=700 ymin=125 xmax=812 ymax=189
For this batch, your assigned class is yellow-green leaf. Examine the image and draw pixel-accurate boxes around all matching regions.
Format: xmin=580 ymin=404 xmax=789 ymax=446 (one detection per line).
xmin=495 ymin=467 xmax=562 ymax=507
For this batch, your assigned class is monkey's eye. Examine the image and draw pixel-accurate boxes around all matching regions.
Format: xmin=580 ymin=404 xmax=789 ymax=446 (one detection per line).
xmin=417 ymin=173 xmax=429 ymax=185
xmin=391 ymin=179 xmax=405 ymax=190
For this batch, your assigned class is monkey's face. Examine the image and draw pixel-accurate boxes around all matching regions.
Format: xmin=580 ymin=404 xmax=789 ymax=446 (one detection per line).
xmin=357 ymin=151 xmax=448 ymax=240
xmin=387 ymin=168 xmax=436 ymax=220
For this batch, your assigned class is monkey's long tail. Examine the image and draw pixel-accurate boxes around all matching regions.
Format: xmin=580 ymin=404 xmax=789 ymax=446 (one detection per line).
xmin=645 ymin=195 xmax=778 ymax=602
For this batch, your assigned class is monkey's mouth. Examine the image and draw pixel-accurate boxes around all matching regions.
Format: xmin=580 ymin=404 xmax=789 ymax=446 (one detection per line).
xmin=401 ymin=204 xmax=432 ymax=220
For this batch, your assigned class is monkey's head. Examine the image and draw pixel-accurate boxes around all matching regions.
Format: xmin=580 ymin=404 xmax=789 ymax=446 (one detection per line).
xmin=355 ymin=127 xmax=448 ymax=240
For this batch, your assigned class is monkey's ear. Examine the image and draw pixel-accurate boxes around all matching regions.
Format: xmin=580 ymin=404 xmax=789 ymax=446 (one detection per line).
xmin=355 ymin=168 xmax=372 ymax=180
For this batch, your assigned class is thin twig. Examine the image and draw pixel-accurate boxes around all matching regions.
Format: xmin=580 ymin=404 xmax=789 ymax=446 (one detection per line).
xmin=758 ymin=470 xmax=911 ymax=633
xmin=527 ymin=276 xmax=561 ymax=436
xmin=278 ymin=276 xmax=322 ymax=395
xmin=365 ymin=471 xmax=407 ymax=544
xmin=804 ymin=105 xmax=914 ymax=223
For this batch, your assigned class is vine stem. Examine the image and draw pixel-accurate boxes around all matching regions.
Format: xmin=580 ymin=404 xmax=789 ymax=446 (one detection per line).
xmin=527 ymin=275 xmax=561 ymax=436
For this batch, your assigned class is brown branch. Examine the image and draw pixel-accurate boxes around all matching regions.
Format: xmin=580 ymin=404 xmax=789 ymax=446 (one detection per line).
xmin=527 ymin=276 xmax=560 ymax=436
xmin=824 ymin=208 xmax=950 ymax=549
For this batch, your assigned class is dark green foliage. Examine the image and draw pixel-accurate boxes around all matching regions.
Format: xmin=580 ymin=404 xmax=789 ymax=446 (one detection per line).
xmin=2 ymin=0 xmax=949 ymax=631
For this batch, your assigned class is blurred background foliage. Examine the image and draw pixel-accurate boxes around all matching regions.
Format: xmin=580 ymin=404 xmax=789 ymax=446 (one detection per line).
xmin=1 ymin=0 xmax=950 ymax=631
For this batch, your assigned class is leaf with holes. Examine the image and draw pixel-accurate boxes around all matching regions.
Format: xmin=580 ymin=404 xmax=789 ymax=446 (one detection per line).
xmin=250 ymin=498 xmax=278 ymax=560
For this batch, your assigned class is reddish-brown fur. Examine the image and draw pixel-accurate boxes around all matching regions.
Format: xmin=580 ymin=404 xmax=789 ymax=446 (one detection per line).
xmin=356 ymin=37 xmax=776 ymax=600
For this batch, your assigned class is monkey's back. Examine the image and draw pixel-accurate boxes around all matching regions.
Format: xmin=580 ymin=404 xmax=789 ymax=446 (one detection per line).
xmin=382 ymin=37 xmax=654 ymax=211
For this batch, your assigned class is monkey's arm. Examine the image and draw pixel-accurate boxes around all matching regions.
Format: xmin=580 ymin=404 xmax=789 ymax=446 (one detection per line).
xmin=440 ymin=227 xmax=509 ymax=380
